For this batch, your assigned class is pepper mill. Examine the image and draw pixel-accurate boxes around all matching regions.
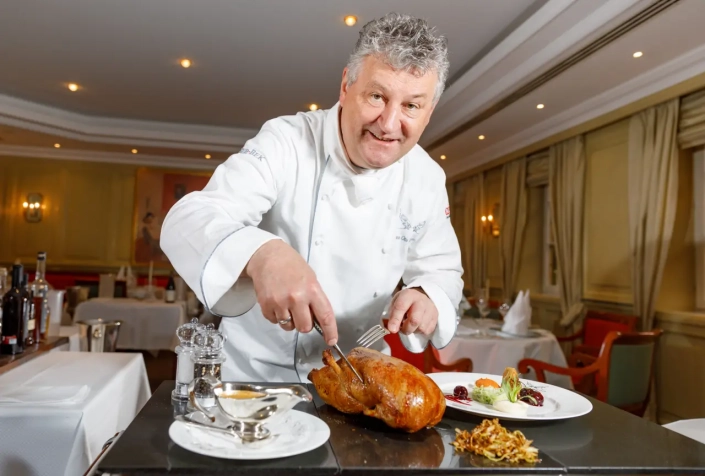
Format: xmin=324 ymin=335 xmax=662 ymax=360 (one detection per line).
xmin=190 ymin=323 xmax=227 ymax=408
xmin=171 ymin=318 xmax=204 ymax=402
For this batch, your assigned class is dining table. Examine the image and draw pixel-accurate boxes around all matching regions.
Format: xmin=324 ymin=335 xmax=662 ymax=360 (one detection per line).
xmin=92 ymin=379 xmax=705 ymax=475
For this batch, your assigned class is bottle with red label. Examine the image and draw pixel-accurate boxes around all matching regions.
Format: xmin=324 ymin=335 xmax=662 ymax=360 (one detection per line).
xmin=1 ymin=264 xmax=26 ymax=355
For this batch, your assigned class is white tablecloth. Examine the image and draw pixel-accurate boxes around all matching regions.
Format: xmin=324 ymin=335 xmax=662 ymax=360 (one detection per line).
xmin=74 ymin=297 xmax=187 ymax=351
xmin=438 ymin=318 xmax=573 ymax=388
xmin=0 ymin=352 xmax=151 ymax=476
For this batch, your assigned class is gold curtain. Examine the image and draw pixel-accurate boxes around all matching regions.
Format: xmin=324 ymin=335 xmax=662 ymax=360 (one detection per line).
xmin=463 ymin=174 xmax=485 ymax=293
xmin=549 ymin=136 xmax=586 ymax=330
xmin=500 ymin=157 xmax=528 ymax=300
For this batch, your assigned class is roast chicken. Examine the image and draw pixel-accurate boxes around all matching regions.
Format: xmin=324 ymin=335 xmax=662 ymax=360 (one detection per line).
xmin=308 ymin=347 xmax=445 ymax=433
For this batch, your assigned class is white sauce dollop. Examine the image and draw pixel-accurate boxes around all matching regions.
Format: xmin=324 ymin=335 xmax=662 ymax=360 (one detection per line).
xmin=492 ymin=399 xmax=529 ymax=416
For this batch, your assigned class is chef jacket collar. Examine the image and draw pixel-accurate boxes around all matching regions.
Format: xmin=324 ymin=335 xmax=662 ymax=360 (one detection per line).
xmin=324 ymin=102 xmax=398 ymax=206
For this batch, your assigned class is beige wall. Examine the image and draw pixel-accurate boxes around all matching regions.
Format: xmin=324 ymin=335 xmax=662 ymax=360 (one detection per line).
xmin=0 ymin=156 xmax=137 ymax=270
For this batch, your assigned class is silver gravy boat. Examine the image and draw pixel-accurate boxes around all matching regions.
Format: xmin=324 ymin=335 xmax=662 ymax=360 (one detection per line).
xmin=188 ymin=375 xmax=312 ymax=442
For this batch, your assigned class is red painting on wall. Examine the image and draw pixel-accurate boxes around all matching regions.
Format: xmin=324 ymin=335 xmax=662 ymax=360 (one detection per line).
xmin=132 ymin=167 xmax=212 ymax=265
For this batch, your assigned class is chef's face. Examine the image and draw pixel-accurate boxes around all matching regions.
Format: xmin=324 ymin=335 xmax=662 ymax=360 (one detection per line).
xmin=339 ymin=55 xmax=438 ymax=170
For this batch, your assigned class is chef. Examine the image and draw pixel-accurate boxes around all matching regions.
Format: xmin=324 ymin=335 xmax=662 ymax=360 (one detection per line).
xmin=160 ymin=12 xmax=463 ymax=382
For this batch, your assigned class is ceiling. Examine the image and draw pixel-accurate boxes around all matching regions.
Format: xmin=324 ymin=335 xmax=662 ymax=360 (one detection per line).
xmin=1 ymin=0 xmax=704 ymax=175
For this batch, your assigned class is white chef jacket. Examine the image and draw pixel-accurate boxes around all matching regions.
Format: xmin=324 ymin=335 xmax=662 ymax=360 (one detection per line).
xmin=160 ymin=102 xmax=463 ymax=383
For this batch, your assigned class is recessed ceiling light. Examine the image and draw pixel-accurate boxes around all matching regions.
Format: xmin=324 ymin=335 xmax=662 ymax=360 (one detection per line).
xmin=344 ymin=15 xmax=357 ymax=26
xmin=440 ymin=155 xmax=446 ymax=160
xmin=478 ymin=135 xmax=485 ymax=140
xmin=633 ymin=51 xmax=643 ymax=58
xmin=54 ymin=143 xmax=61 ymax=148
xmin=67 ymin=83 xmax=79 ymax=92
xmin=180 ymin=59 xmax=192 ymax=68
xmin=536 ymin=103 xmax=545 ymax=109
xmin=205 ymin=154 xmax=211 ymax=159
xmin=309 ymin=104 xmax=319 ymax=111
xmin=131 ymin=149 xmax=138 ymax=154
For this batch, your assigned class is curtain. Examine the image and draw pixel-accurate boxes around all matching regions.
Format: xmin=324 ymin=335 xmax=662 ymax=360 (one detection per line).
xmin=526 ymin=150 xmax=549 ymax=187
xmin=678 ymin=88 xmax=705 ymax=149
xmin=500 ymin=157 xmax=528 ymax=301
xmin=463 ymin=174 xmax=484 ymax=294
xmin=628 ymin=99 xmax=680 ymax=331
xmin=549 ymin=136 xmax=586 ymax=330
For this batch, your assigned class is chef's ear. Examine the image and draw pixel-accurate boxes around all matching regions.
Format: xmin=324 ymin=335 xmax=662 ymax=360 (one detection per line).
xmin=339 ymin=67 xmax=350 ymax=103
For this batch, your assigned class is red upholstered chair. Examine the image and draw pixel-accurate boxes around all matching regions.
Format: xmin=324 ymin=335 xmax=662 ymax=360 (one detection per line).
xmin=382 ymin=319 xmax=472 ymax=373
xmin=558 ymin=310 xmax=639 ymax=357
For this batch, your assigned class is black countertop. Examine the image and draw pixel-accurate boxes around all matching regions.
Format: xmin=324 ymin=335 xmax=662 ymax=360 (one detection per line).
xmin=95 ymin=381 xmax=705 ymax=475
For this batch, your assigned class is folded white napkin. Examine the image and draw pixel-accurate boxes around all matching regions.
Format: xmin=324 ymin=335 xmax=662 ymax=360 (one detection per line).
xmin=0 ymin=385 xmax=90 ymax=406
xmin=501 ymin=290 xmax=531 ymax=335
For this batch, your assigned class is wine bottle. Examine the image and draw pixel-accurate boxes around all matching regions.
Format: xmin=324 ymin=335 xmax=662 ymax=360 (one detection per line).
xmin=21 ymin=273 xmax=35 ymax=347
xmin=165 ymin=273 xmax=176 ymax=303
xmin=31 ymin=251 xmax=51 ymax=340
xmin=1 ymin=264 xmax=25 ymax=354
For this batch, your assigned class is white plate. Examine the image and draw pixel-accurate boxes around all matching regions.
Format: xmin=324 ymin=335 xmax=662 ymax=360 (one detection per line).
xmin=169 ymin=410 xmax=330 ymax=460
xmin=428 ymin=372 xmax=592 ymax=421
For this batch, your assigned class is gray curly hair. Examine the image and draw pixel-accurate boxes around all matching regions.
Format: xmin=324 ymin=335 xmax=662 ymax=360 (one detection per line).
xmin=346 ymin=13 xmax=449 ymax=103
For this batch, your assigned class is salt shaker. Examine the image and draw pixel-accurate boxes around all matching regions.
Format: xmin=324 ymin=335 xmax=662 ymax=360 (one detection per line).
xmin=171 ymin=318 xmax=203 ymax=402
xmin=190 ymin=324 xmax=227 ymax=407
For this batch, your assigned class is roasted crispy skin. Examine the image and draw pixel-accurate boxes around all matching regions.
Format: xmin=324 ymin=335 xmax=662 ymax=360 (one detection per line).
xmin=308 ymin=347 xmax=445 ymax=433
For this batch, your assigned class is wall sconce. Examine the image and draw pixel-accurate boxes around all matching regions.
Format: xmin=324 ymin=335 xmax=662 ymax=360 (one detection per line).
xmin=22 ymin=193 xmax=43 ymax=223
xmin=481 ymin=204 xmax=500 ymax=238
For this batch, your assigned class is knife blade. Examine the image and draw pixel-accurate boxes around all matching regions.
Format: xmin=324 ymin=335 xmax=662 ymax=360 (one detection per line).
xmin=311 ymin=316 xmax=364 ymax=383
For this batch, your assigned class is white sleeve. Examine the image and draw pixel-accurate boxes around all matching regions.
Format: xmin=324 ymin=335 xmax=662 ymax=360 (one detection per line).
xmin=160 ymin=120 xmax=290 ymax=317
xmin=398 ymin=172 xmax=464 ymax=353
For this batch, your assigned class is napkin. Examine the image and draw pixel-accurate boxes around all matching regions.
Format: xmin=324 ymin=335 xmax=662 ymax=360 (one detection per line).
xmin=501 ymin=290 xmax=531 ymax=335
xmin=0 ymin=385 xmax=90 ymax=406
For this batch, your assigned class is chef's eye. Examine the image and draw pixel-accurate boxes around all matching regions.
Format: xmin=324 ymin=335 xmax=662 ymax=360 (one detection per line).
xmin=407 ymin=103 xmax=419 ymax=110
xmin=370 ymin=93 xmax=383 ymax=102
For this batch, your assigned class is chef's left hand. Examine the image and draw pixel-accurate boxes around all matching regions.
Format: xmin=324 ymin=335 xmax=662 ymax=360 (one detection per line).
xmin=386 ymin=288 xmax=438 ymax=336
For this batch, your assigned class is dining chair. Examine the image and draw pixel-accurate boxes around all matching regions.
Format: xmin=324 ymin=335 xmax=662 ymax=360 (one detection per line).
xmin=381 ymin=319 xmax=472 ymax=373
xmin=518 ymin=329 xmax=663 ymax=417
xmin=558 ymin=310 xmax=639 ymax=357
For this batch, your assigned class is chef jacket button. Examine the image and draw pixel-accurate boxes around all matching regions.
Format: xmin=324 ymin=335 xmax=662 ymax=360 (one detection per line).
xmin=373 ymin=292 xmax=378 ymax=298
xmin=321 ymin=194 xmax=329 ymax=201
xmin=387 ymin=204 xmax=393 ymax=210
xmin=381 ymin=248 xmax=386 ymax=254
xmin=315 ymin=240 xmax=322 ymax=246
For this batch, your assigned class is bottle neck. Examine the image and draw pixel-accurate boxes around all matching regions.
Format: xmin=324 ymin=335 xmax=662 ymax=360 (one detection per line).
xmin=11 ymin=266 xmax=23 ymax=289
xmin=35 ymin=258 xmax=46 ymax=281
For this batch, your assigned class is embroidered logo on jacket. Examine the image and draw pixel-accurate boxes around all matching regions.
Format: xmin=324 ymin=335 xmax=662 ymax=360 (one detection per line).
xmin=397 ymin=213 xmax=426 ymax=242
xmin=239 ymin=148 xmax=266 ymax=161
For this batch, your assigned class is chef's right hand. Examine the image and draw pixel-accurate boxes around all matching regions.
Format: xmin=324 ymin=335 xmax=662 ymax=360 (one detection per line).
xmin=245 ymin=240 xmax=338 ymax=346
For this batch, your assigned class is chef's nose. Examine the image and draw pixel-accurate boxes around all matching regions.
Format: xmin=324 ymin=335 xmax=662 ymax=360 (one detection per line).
xmin=378 ymin=103 xmax=400 ymax=135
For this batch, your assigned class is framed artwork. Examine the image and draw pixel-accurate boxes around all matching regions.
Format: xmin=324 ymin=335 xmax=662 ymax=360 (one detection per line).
xmin=132 ymin=167 xmax=211 ymax=266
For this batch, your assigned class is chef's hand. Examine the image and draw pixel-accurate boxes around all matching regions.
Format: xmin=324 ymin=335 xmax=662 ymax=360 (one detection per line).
xmin=386 ymin=288 xmax=438 ymax=336
xmin=245 ymin=240 xmax=338 ymax=345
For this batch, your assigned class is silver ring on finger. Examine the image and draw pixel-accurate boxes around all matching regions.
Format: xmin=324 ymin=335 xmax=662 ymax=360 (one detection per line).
xmin=278 ymin=313 xmax=292 ymax=326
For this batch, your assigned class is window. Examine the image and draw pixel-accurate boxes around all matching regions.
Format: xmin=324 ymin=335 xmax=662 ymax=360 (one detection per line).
xmin=694 ymin=147 xmax=705 ymax=310
xmin=543 ymin=187 xmax=559 ymax=296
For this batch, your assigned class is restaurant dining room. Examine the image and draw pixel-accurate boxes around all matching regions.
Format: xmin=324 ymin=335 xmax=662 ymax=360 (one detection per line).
xmin=2 ymin=0 xmax=705 ymax=475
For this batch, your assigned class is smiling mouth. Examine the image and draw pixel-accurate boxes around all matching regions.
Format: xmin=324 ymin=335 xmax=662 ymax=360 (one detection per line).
xmin=367 ymin=130 xmax=397 ymax=143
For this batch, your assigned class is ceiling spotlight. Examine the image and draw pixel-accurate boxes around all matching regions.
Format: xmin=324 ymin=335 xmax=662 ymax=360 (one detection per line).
xmin=536 ymin=103 xmax=545 ymax=109
xmin=131 ymin=149 xmax=138 ymax=154
xmin=205 ymin=154 xmax=211 ymax=159
xmin=344 ymin=15 xmax=357 ymax=26
xmin=309 ymin=103 xmax=319 ymax=111
xmin=180 ymin=59 xmax=192 ymax=68
xmin=440 ymin=155 xmax=447 ymax=160
xmin=54 ymin=143 xmax=61 ymax=148
xmin=478 ymin=135 xmax=485 ymax=140
xmin=67 ymin=83 xmax=79 ymax=92
xmin=633 ymin=51 xmax=643 ymax=58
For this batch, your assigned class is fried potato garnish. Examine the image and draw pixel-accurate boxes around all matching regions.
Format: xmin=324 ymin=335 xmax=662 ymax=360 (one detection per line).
xmin=451 ymin=418 xmax=540 ymax=464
